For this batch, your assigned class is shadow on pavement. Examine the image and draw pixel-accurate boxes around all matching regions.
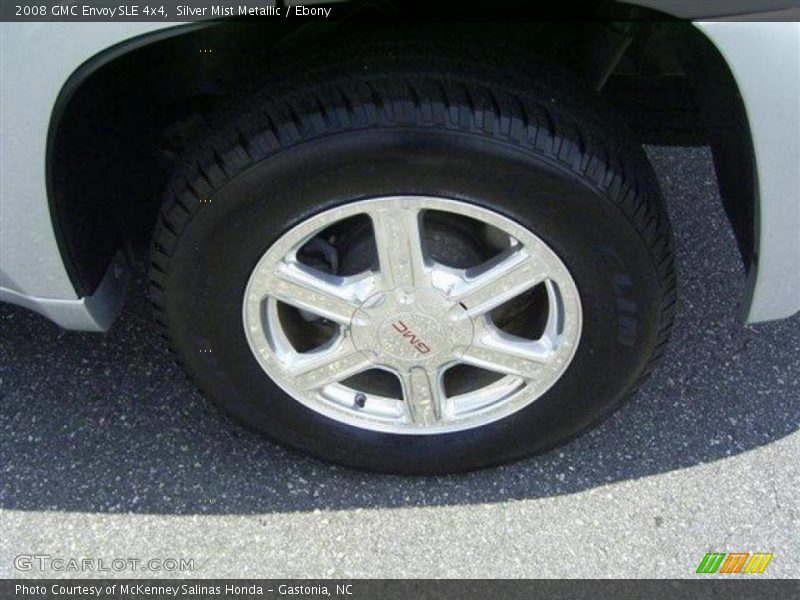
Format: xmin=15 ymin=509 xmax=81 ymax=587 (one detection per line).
xmin=1 ymin=147 xmax=798 ymax=515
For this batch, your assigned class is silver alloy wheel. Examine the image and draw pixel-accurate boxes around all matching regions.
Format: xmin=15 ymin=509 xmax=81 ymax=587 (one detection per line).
xmin=243 ymin=196 xmax=582 ymax=434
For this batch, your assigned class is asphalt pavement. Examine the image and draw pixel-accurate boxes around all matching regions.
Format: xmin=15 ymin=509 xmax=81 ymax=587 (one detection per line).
xmin=1 ymin=146 xmax=798 ymax=578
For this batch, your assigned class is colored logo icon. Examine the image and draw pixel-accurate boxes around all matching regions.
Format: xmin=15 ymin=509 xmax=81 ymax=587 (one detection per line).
xmin=696 ymin=552 xmax=773 ymax=574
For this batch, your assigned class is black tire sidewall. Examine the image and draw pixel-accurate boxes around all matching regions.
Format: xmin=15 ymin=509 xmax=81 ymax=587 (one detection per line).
xmin=164 ymin=129 xmax=662 ymax=473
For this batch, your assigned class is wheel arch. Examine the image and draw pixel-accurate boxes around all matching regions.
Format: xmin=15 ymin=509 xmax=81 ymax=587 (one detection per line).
xmin=46 ymin=8 xmax=764 ymax=321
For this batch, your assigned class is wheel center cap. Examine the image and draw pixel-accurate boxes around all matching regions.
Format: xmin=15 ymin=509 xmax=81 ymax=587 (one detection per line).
xmin=350 ymin=287 xmax=473 ymax=369
xmin=378 ymin=312 xmax=444 ymax=359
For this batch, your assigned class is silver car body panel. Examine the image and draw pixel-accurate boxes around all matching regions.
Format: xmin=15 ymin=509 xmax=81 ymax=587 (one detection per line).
xmin=0 ymin=252 xmax=128 ymax=331
xmin=0 ymin=22 xmax=178 ymax=329
xmin=694 ymin=21 xmax=800 ymax=323
xmin=0 ymin=17 xmax=798 ymax=329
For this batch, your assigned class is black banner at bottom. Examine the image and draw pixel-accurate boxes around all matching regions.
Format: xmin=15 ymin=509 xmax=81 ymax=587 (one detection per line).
xmin=2 ymin=580 xmax=799 ymax=600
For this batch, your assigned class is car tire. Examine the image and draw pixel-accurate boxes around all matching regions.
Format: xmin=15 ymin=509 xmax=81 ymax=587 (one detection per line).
xmin=149 ymin=42 xmax=676 ymax=474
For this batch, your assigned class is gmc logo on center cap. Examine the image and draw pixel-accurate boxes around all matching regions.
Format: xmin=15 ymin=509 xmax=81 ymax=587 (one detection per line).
xmin=392 ymin=320 xmax=431 ymax=354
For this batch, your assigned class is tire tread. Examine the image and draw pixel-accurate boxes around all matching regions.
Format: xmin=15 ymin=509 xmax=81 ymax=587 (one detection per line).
xmin=149 ymin=40 xmax=677 ymax=452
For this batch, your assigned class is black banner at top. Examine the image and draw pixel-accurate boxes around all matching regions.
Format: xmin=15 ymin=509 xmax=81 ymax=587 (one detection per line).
xmin=1 ymin=1 xmax=799 ymax=22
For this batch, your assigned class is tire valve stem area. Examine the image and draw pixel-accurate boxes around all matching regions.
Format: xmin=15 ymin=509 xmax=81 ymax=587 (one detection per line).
xmin=354 ymin=393 xmax=367 ymax=409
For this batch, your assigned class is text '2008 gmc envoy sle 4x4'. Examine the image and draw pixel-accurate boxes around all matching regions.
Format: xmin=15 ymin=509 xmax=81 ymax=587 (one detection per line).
xmin=1 ymin=1 xmax=798 ymax=473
